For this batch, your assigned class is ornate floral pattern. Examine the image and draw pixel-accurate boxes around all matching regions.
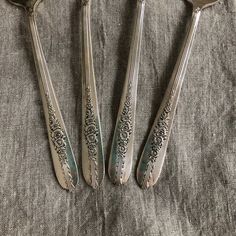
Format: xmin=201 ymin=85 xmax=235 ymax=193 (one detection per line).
xmin=142 ymin=92 xmax=174 ymax=186
xmin=84 ymin=87 xmax=99 ymax=187
xmin=149 ymin=101 xmax=172 ymax=163
xmin=115 ymin=82 xmax=133 ymax=181
xmin=45 ymin=94 xmax=74 ymax=189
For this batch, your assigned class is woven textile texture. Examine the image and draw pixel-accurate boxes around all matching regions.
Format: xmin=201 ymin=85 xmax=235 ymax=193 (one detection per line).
xmin=0 ymin=0 xmax=235 ymax=235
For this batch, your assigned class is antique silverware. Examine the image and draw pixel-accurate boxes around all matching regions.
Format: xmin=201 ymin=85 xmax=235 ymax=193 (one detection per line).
xmin=7 ymin=0 xmax=79 ymax=190
xmin=81 ymin=0 xmax=104 ymax=189
xmin=136 ymin=0 xmax=219 ymax=189
xmin=108 ymin=0 xmax=145 ymax=185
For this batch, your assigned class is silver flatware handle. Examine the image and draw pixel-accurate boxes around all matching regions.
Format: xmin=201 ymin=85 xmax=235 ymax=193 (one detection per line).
xmin=81 ymin=0 xmax=104 ymax=189
xmin=108 ymin=0 xmax=145 ymax=185
xmin=28 ymin=13 xmax=79 ymax=190
xmin=136 ymin=8 xmax=202 ymax=189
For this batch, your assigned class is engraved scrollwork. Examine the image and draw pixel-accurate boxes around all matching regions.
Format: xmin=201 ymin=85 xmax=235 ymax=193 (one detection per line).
xmin=45 ymin=94 xmax=74 ymax=189
xmin=141 ymin=92 xmax=174 ymax=186
xmin=115 ymin=82 xmax=133 ymax=181
xmin=84 ymin=87 xmax=99 ymax=187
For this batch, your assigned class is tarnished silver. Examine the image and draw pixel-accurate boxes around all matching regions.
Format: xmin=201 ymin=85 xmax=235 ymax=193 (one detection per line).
xmin=7 ymin=0 xmax=79 ymax=190
xmin=108 ymin=0 xmax=145 ymax=185
xmin=81 ymin=0 xmax=104 ymax=189
xmin=136 ymin=0 xmax=219 ymax=189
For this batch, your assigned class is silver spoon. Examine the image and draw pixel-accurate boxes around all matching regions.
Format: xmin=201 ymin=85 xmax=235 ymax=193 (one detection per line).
xmin=108 ymin=0 xmax=146 ymax=185
xmin=81 ymin=0 xmax=104 ymax=189
xmin=7 ymin=0 xmax=79 ymax=190
xmin=136 ymin=0 xmax=219 ymax=189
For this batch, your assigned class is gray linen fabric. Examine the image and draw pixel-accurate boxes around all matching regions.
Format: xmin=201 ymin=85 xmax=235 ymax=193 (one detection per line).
xmin=0 ymin=0 xmax=235 ymax=235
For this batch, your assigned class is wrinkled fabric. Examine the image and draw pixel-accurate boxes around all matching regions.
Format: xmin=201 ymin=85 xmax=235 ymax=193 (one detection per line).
xmin=0 ymin=0 xmax=235 ymax=235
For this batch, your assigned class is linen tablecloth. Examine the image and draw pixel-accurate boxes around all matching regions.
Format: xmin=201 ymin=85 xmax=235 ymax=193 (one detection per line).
xmin=0 ymin=0 xmax=235 ymax=235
